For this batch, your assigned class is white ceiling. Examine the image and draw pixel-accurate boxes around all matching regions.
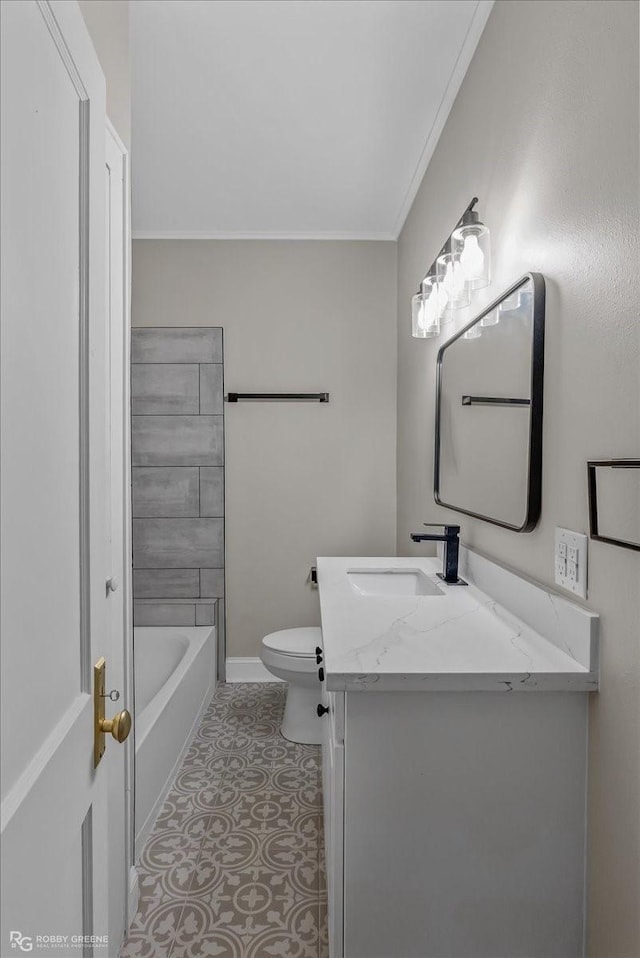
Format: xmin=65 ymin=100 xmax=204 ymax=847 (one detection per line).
xmin=131 ymin=0 xmax=493 ymax=239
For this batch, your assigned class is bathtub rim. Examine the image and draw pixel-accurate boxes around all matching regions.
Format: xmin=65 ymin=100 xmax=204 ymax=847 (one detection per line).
xmin=134 ymin=624 xmax=216 ymax=860
xmin=134 ymin=624 xmax=213 ymax=748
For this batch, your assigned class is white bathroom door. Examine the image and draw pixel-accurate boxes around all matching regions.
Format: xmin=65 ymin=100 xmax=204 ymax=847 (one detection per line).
xmin=1 ymin=2 xmax=113 ymax=956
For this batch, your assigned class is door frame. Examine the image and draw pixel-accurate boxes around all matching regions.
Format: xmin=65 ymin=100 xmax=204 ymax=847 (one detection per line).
xmin=105 ymin=118 xmax=136 ymax=935
xmin=1 ymin=1 xmax=111 ymax=951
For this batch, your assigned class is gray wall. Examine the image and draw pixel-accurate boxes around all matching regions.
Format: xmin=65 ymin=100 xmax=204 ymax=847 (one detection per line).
xmin=78 ymin=0 xmax=130 ymax=148
xmin=131 ymin=327 xmax=224 ymax=627
xmin=132 ymin=240 xmax=397 ymax=657
xmin=396 ymin=2 xmax=640 ymax=955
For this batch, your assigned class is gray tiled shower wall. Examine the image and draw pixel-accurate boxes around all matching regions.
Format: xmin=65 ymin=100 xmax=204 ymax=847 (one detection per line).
xmin=131 ymin=328 xmax=224 ymax=627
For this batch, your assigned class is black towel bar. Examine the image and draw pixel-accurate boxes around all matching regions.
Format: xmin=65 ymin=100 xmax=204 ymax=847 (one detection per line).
xmin=461 ymin=395 xmax=530 ymax=407
xmin=226 ymin=392 xmax=329 ymax=403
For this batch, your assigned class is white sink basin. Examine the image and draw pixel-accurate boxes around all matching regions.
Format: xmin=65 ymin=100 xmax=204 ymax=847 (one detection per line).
xmin=347 ymin=568 xmax=444 ymax=597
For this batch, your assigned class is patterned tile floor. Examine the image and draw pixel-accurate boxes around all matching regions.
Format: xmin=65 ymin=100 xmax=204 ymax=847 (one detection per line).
xmin=121 ymin=684 xmax=328 ymax=958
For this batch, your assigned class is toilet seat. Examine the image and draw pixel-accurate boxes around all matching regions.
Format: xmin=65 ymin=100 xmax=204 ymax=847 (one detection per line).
xmin=262 ymin=627 xmax=321 ymax=658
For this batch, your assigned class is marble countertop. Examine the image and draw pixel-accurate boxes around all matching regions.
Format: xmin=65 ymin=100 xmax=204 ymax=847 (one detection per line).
xmin=316 ymin=554 xmax=599 ymax=692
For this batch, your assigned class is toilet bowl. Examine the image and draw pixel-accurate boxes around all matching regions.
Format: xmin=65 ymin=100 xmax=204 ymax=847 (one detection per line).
xmin=260 ymin=627 xmax=323 ymax=745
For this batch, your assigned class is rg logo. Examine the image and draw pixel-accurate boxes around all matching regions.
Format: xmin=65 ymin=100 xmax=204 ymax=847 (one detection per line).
xmin=9 ymin=931 xmax=33 ymax=952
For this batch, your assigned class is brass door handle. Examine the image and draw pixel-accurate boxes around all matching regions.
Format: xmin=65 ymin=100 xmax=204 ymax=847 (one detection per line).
xmin=94 ymin=657 xmax=132 ymax=767
xmin=100 ymin=709 xmax=131 ymax=743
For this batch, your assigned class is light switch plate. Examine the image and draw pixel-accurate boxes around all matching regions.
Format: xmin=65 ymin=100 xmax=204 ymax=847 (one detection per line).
xmin=555 ymin=528 xmax=588 ymax=599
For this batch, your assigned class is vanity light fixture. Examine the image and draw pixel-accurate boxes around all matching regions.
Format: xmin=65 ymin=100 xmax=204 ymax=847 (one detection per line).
xmin=437 ymin=251 xmax=470 ymax=321
xmin=411 ymin=292 xmax=428 ymax=337
xmin=452 ymin=207 xmax=491 ymax=290
xmin=412 ymin=287 xmax=439 ymax=338
xmin=422 ymin=275 xmax=441 ymax=335
xmin=411 ymin=197 xmax=491 ymax=339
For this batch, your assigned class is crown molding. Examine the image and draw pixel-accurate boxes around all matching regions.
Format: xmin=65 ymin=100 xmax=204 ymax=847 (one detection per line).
xmin=132 ymin=230 xmax=396 ymax=242
xmin=391 ymin=0 xmax=495 ymax=239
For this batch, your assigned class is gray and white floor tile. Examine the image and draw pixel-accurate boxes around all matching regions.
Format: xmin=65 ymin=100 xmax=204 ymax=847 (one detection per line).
xmin=121 ymin=684 xmax=327 ymax=958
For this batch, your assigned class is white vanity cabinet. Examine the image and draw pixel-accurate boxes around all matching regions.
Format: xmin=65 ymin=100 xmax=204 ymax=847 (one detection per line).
xmin=321 ymin=686 xmax=589 ymax=958
xmin=317 ymin=552 xmax=599 ymax=958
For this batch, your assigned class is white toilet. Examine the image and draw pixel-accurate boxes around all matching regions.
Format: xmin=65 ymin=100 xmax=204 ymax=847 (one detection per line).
xmin=260 ymin=627 xmax=323 ymax=745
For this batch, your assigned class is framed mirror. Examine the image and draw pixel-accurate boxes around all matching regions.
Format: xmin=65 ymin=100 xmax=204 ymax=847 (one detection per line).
xmin=434 ymin=273 xmax=545 ymax=531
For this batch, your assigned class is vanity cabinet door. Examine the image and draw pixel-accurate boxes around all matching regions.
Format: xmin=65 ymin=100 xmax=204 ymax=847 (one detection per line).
xmin=321 ymin=690 xmax=344 ymax=957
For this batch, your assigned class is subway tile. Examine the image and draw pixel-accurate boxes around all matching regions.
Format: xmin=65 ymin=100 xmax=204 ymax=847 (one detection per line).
xmin=199 ymin=467 xmax=224 ymax=516
xmin=133 ymin=602 xmax=196 ymax=627
xmin=133 ymin=569 xmax=200 ymax=599
xmin=133 ymin=518 xmax=224 ymax=569
xmin=199 ymin=365 xmax=224 ymax=415
xmin=200 ymin=569 xmax=225 ymax=598
xmin=131 ymin=417 xmax=224 ymax=467
xmin=195 ymin=604 xmax=216 ymax=626
xmin=132 ymin=467 xmax=200 ymax=517
xmin=131 ymin=328 xmax=222 ymax=364
xmin=131 ymin=364 xmax=199 ymax=415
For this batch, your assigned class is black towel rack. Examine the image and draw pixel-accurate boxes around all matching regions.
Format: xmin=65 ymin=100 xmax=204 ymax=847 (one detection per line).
xmin=226 ymin=392 xmax=329 ymax=403
xmin=461 ymin=395 xmax=530 ymax=407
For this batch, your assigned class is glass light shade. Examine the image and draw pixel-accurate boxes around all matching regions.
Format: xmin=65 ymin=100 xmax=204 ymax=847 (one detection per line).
xmin=436 ymin=251 xmax=470 ymax=322
xmin=480 ymin=308 xmax=499 ymax=327
xmin=452 ymin=222 xmax=491 ymax=290
xmin=498 ymin=289 xmax=532 ymax=319
xmin=434 ymin=277 xmax=450 ymax=323
xmin=411 ymin=292 xmax=439 ymax=339
xmin=420 ymin=275 xmax=441 ymax=336
xmin=463 ymin=324 xmax=482 ymax=340
xmin=498 ymin=290 xmax=521 ymax=315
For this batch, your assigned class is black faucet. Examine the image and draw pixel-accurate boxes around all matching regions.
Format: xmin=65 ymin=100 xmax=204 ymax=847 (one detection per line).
xmin=410 ymin=524 xmax=467 ymax=585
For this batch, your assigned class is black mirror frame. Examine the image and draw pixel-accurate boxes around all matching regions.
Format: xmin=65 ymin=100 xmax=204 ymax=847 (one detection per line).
xmin=434 ymin=272 xmax=546 ymax=533
xmin=587 ymin=459 xmax=640 ymax=552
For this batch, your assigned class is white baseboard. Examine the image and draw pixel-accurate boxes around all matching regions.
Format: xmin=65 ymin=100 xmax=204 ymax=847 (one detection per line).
xmin=225 ymin=657 xmax=284 ymax=683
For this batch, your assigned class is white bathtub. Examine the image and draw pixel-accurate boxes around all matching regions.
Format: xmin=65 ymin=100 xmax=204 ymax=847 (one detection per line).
xmin=134 ymin=625 xmax=216 ymax=859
